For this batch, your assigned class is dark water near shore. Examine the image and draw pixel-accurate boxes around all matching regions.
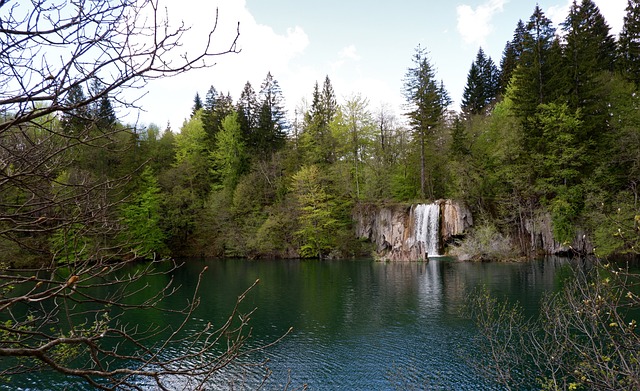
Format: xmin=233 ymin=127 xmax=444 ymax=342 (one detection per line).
xmin=6 ymin=257 xmax=570 ymax=390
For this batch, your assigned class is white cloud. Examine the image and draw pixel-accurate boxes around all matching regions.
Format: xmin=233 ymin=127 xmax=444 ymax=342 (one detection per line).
xmin=131 ymin=0 xmax=310 ymax=129
xmin=546 ymin=2 xmax=571 ymax=28
xmin=594 ymin=0 xmax=626 ymax=35
xmin=339 ymin=45 xmax=361 ymax=61
xmin=331 ymin=44 xmax=361 ymax=71
xmin=547 ymin=0 xmax=626 ymax=36
xmin=456 ymin=0 xmax=509 ymax=46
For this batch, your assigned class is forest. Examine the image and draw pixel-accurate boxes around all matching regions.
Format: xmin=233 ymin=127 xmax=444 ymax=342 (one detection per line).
xmin=4 ymin=0 xmax=640 ymax=266
xmin=3 ymin=0 xmax=640 ymax=389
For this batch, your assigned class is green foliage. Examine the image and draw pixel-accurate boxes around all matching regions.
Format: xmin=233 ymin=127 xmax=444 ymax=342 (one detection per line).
xmin=119 ymin=167 xmax=167 ymax=258
xmin=548 ymin=187 xmax=582 ymax=244
xmin=212 ymin=112 xmax=246 ymax=190
xmin=174 ymin=111 xmax=209 ymax=167
xmin=461 ymin=47 xmax=500 ymax=116
xmin=618 ymin=0 xmax=640 ymax=87
xmin=403 ymin=44 xmax=450 ymax=199
xmin=50 ymin=223 xmax=95 ymax=264
xmin=291 ymin=165 xmax=339 ymax=258
xmin=468 ymin=261 xmax=640 ymax=390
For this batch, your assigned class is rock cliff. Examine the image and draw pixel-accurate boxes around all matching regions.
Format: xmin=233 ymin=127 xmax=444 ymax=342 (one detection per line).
xmin=353 ymin=200 xmax=473 ymax=261
xmin=524 ymin=211 xmax=593 ymax=255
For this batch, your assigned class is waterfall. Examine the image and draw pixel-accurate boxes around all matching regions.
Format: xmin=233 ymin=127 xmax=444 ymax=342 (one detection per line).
xmin=413 ymin=203 xmax=440 ymax=257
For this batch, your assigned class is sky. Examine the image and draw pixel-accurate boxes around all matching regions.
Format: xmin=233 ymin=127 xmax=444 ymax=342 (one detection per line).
xmin=132 ymin=0 xmax=628 ymax=131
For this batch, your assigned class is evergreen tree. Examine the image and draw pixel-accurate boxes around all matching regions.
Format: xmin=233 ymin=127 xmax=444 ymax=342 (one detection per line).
xmin=499 ymin=20 xmax=527 ymax=93
xmin=618 ymin=0 xmax=640 ymax=87
xmin=236 ymin=82 xmax=259 ymax=149
xmin=202 ymin=86 xmax=234 ymax=148
xmin=302 ymin=77 xmax=338 ymax=165
xmin=96 ymin=95 xmax=117 ymax=129
xmin=202 ymin=86 xmax=219 ymax=137
xmin=561 ymin=0 xmax=616 ymax=147
xmin=321 ymin=75 xmax=338 ymax=126
xmin=61 ymin=83 xmax=91 ymax=134
xmin=461 ymin=48 xmax=499 ymax=116
xmin=403 ymin=44 xmax=449 ymax=199
xmin=562 ymin=0 xmax=616 ymax=101
xmin=511 ymin=6 xmax=558 ymax=124
xmin=255 ymin=72 xmax=287 ymax=157
xmin=191 ymin=92 xmax=203 ymax=117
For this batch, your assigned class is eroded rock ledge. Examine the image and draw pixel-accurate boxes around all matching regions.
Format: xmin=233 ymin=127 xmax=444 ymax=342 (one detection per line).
xmin=353 ymin=200 xmax=473 ymax=261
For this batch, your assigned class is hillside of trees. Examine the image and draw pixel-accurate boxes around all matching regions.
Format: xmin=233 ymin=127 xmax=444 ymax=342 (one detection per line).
xmin=6 ymin=0 xmax=640 ymax=265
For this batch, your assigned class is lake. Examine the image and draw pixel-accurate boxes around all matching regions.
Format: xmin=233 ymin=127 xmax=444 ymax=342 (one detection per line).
xmin=6 ymin=257 xmax=570 ymax=390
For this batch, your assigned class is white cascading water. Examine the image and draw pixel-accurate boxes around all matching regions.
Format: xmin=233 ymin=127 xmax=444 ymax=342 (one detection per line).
xmin=413 ymin=204 xmax=440 ymax=257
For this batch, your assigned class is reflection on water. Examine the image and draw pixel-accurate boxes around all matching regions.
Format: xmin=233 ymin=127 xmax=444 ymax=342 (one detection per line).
xmin=4 ymin=257 xmax=570 ymax=390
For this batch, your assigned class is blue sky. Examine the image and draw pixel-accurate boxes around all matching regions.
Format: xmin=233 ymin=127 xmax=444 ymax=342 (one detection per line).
xmin=136 ymin=0 xmax=627 ymax=130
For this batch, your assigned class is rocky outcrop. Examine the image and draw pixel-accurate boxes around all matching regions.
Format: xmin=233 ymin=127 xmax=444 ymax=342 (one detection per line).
xmin=441 ymin=199 xmax=473 ymax=243
xmin=524 ymin=211 xmax=593 ymax=255
xmin=353 ymin=200 xmax=473 ymax=261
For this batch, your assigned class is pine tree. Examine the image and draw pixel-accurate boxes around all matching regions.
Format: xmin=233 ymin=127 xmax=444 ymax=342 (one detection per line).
xmin=562 ymin=0 xmax=616 ymax=98
xmin=320 ymin=75 xmax=338 ymax=126
xmin=402 ymin=44 xmax=449 ymax=199
xmin=618 ymin=0 xmax=640 ymax=87
xmin=96 ymin=95 xmax=117 ymax=129
xmin=202 ymin=86 xmax=219 ymax=137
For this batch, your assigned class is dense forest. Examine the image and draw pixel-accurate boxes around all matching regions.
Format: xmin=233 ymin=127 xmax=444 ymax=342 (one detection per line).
xmin=5 ymin=0 xmax=640 ymax=265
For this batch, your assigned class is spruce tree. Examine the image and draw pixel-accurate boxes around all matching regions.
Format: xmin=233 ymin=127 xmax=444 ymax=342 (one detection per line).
xmin=618 ymin=0 xmax=640 ymax=87
xmin=402 ymin=44 xmax=449 ymax=199
xmin=202 ymin=86 xmax=234 ymax=148
xmin=302 ymin=77 xmax=338 ymax=165
xmin=511 ymin=6 xmax=557 ymax=124
xmin=461 ymin=48 xmax=499 ymax=116
xmin=499 ymin=20 xmax=527 ymax=93
xmin=236 ymin=81 xmax=259 ymax=150
xmin=191 ymin=92 xmax=203 ymax=117
xmin=562 ymin=0 xmax=616 ymax=144
xmin=96 ymin=95 xmax=117 ymax=129
xmin=61 ymin=83 xmax=91 ymax=134
xmin=255 ymin=72 xmax=287 ymax=157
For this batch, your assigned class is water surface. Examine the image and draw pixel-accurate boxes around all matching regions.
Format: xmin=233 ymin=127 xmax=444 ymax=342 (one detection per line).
xmin=6 ymin=257 xmax=569 ymax=390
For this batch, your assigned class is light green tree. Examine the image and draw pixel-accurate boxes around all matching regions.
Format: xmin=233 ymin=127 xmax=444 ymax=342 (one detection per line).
xmin=212 ymin=111 xmax=246 ymax=189
xmin=119 ymin=167 xmax=167 ymax=258
xmin=291 ymin=165 xmax=338 ymax=258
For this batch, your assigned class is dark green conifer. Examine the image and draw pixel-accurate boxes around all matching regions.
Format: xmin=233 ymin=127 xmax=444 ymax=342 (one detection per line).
xmin=191 ymin=92 xmax=203 ymax=117
xmin=462 ymin=48 xmax=499 ymax=116
xmin=236 ymin=81 xmax=259 ymax=148
xmin=255 ymin=72 xmax=287 ymax=157
xmin=403 ymin=44 xmax=449 ymax=199
xmin=511 ymin=6 xmax=557 ymax=123
xmin=618 ymin=0 xmax=640 ymax=87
